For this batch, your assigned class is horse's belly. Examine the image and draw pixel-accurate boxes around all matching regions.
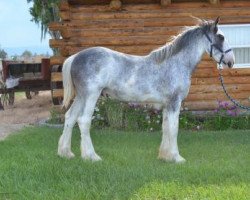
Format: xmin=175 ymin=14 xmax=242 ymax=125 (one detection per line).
xmin=102 ymin=88 xmax=162 ymax=103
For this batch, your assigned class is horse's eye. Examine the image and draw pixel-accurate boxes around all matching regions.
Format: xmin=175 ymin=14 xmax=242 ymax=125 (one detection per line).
xmin=217 ymin=34 xmax=224 ymax=41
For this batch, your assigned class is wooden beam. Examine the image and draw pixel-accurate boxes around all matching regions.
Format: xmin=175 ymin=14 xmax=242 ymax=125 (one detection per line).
xmin=209 ymin=0 xmax=220 ymax=5
xmin=161 ymin=0 xmax=171 ymax=7
xmin=110 ymin=0 xmax=122 ymax=11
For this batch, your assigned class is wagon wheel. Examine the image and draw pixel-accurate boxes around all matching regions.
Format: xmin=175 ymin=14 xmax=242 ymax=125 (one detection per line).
xmin=51 ymin=65 xmax=63 ymax=105
xmin=8 ymin=90 xmax=15 ymax=105
xmin=0 ymin=96 xmax=4 ymax=110
xmin=25 ymin=90 xmax=32 ymax=99
xmin=25 ymin=90 xmax=39 ymax=100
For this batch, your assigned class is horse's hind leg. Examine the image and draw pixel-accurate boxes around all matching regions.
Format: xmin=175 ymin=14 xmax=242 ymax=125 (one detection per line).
xmin=58 ymin=97 xmax=83 ymax=158
xmin=77 ymin=89 xmax=102 ymax=161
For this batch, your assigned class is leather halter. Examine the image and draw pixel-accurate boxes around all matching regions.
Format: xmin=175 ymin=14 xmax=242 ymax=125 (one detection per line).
xmin=203 ymin=31 xmax=232 ymax=66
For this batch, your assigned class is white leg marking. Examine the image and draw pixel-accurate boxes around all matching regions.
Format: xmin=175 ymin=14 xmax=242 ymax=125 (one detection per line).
xmin=78 ymin=92 xmax=102 ymax=161
xmin=158 ymin=106 xmax=186 ymax=163
xmin=58 ymin=98 xmax=82 ymax=158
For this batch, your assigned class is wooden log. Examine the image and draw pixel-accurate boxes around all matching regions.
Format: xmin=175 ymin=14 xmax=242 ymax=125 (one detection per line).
xmin=161 ymin=0 xmax=171 ymax=7
xmin=64 ymin=26 xmax=180 ymax=38
xmin=59 ymin=0 xmax=70 ymax=11
xmin=186 ymin=91 xmax=250 ymax=101
xmin=60 ymin=29 xmax=71 ymax=39
xmin=64 ymin=45 xmax=159 ymax=56
xmin=51 ymin=36 xmax=168 ymax=46
xmin=68 ymin=11 xmax=192 ymax=20
xmin=49 ymin=39 xmax=66 ymax=48
xmin=59 ymin=11 xmax=70 ymax=21
xmin=67 ymin=14 xmax=250 ymax=29
xmin=189 ymin=84 xmax=250 ymax=94
xmin=50 ymin=56 xmax=66 ymax=66
xmin=68 ymin=1 xmax=250 ymax=13
xmin=183 ymin=99 xmax=250 ymax=111
xmin=52 ymin=88 xmax=64 ymax=98
xmin=51 ymin=72 xmax=63 ymax=82
xmin=68 ymin=18 xmax=196 ymax=29
xmin=193 ymin=68 xmax=250 ymax=78
xmin=191 ymin=76 xmax=250 ymax=85
xmin=209 ymin=0 xmax=220 ymax=5
xmin=48 ymin=22 xmax=65 ymax=31
xmin=67 ymin=8 xmax=250 ymax=20
xmin=110 ymin=0 xmax=122 ymax=11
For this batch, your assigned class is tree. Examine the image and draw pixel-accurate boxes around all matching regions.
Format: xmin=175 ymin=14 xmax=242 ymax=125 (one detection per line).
xmin=27 ymin=0 xmax=61 ymax=54
xmin=22 ymin=50 xmax=33 ymax=58
xmin=0 ymin=47 xmax=7 ymax=59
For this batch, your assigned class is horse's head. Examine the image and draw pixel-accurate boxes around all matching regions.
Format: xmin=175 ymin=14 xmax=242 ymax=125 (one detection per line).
xmin=202 ymin=17 xmax=235 ymax=69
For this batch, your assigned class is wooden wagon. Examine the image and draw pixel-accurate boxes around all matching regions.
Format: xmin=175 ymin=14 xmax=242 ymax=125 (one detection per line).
xmin=0 ymin=59 xmax=51 ymax=107
xmin=49 ymin=0 xmax=250 ymax=111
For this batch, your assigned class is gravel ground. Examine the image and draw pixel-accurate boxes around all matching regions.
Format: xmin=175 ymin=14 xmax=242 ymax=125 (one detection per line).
xmin=0 ymin=91 xmax=52 ymax=140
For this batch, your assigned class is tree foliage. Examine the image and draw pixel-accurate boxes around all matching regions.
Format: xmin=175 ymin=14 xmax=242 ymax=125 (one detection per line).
xmin=27 ymin=0 xmax=61 ymax=40
xmin=0 ymin=48 xmax=7 ymax=59
xmin=22 ymin=50 xmax=33 ymax=58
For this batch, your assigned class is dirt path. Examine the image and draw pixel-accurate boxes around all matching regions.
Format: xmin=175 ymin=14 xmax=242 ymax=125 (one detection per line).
xmin=0 ymin=91 xmax=52 ymax=140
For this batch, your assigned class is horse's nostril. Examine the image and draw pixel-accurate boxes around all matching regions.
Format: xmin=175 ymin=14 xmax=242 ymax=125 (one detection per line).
xmin=228 ymin=61 xmax=233 ymax=68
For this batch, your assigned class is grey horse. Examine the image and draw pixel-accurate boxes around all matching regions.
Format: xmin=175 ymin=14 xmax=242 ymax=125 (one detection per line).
xmin=58 ymin=18 xmax=235 ymax=163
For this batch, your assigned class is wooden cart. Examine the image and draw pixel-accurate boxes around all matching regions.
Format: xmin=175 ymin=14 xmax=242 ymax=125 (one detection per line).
xmin=0 ymin=58 xmax=51 ymax=108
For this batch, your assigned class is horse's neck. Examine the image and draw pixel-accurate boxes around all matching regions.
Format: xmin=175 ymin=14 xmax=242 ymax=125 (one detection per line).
xmin=174 ymin=37 xmax=206 ymax=74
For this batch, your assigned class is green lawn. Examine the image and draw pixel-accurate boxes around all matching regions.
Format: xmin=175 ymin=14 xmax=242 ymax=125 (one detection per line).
xmin=0 ymin=127 xmax=249 ymax=200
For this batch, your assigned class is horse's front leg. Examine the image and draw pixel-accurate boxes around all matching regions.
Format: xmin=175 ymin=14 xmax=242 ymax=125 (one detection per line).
xmin=158 ymin=103 xmax=186 ymax=163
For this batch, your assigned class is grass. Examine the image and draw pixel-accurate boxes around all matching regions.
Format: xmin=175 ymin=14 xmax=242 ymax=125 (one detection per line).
xmin=0 ymin=127 xmax=249 ymax=200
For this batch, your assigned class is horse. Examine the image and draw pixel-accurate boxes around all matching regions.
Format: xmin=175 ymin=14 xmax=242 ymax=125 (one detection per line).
xmin=58 ymin=18 xmax=235 ymax=163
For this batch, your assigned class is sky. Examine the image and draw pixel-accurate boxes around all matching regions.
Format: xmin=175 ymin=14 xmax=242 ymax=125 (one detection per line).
xmin=0 ymin=0 xmax=52 ymax=56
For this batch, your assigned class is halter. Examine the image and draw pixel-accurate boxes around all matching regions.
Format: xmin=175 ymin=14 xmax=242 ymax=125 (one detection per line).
xmin=203 ymin=31 xmax=232 ymax=66
xmin=204 ymin=31 xmax=250 ymax=111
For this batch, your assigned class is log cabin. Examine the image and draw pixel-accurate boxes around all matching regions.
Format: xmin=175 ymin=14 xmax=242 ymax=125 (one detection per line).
xmin=49 ymin=0 xmax=250 ymax=110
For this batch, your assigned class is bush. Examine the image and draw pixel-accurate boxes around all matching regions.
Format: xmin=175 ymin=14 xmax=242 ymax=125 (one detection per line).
xmin=92 ymin=98 xmax=250 ymax=131
xmin=92 ymin=97 xmax=162 ymax=131
xmin=48 ymin=98 xmax=250 ymax=131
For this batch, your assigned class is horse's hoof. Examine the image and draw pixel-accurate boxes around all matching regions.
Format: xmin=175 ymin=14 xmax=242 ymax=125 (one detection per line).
xmin=158 ymin=154 xmax=186 ymax=164
xmin=82 ymin=153 xmax=102 ymax=162
xmin=174 ymin=155 xmax=186 ymax=163
xmin=58 ymin=149 xmax=75 ymax=159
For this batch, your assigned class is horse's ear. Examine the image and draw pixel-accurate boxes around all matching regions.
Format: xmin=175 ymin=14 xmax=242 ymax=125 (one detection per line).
xmin=212 ymin=17 xmax=220 ymax=34
xmin=215 ymin=16 xmax=220 ymax=26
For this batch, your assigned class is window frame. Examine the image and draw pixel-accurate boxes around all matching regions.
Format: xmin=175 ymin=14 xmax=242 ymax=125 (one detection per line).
xmin=219 ymin=24 xmax=250 ymax=68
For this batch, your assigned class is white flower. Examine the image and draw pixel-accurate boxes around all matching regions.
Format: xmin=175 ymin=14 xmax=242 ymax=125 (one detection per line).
xmin=94 ymin=107 xmax=100 ymax=112
xmin=150 ymin=127 xmax=154 ymax=131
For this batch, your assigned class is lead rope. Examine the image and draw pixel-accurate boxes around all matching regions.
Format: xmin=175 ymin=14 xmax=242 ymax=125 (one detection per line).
xmin=218 ymin=67 xmax=250 ymax=110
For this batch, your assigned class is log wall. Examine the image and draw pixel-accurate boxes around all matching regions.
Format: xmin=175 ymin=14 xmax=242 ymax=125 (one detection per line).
xmin=49 ymin=0 xmax=250 ymax=110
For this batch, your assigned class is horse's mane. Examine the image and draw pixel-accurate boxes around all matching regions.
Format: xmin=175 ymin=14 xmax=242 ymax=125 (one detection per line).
xmin=149 ymin=20 xmax=214 ymax=63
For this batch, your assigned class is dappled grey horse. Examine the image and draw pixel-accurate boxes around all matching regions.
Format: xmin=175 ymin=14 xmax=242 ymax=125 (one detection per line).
xmin=58 ymin=18 xmax=235 ymax=163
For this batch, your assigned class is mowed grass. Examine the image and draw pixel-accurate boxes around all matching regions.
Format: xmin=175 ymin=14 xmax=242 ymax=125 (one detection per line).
xmin=0 ymin=127 xmax=249 ymax=200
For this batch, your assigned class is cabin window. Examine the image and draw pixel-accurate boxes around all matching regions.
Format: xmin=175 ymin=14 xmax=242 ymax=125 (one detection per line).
xmin=219 ymin=24 xmax=250 ymax=68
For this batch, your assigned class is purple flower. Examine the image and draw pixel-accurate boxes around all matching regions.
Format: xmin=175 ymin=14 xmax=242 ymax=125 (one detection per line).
xmin=227 ymin=110 xmax=237 ymax=117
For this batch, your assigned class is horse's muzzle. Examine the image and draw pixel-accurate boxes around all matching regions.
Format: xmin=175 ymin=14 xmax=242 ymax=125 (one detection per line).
xmin=227 ymin=61 xmax=234 ymax=68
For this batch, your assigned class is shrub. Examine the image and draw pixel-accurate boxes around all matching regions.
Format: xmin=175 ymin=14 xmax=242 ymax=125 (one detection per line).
xmin=48 ymin=98 xmax=250 ymax=131
xmin=92 ymin=98 xmax=250 ymax=131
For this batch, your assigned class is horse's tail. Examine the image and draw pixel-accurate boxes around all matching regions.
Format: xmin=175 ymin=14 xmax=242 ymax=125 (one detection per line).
xmin=62 ymin=55 xmax=75 ymax=109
